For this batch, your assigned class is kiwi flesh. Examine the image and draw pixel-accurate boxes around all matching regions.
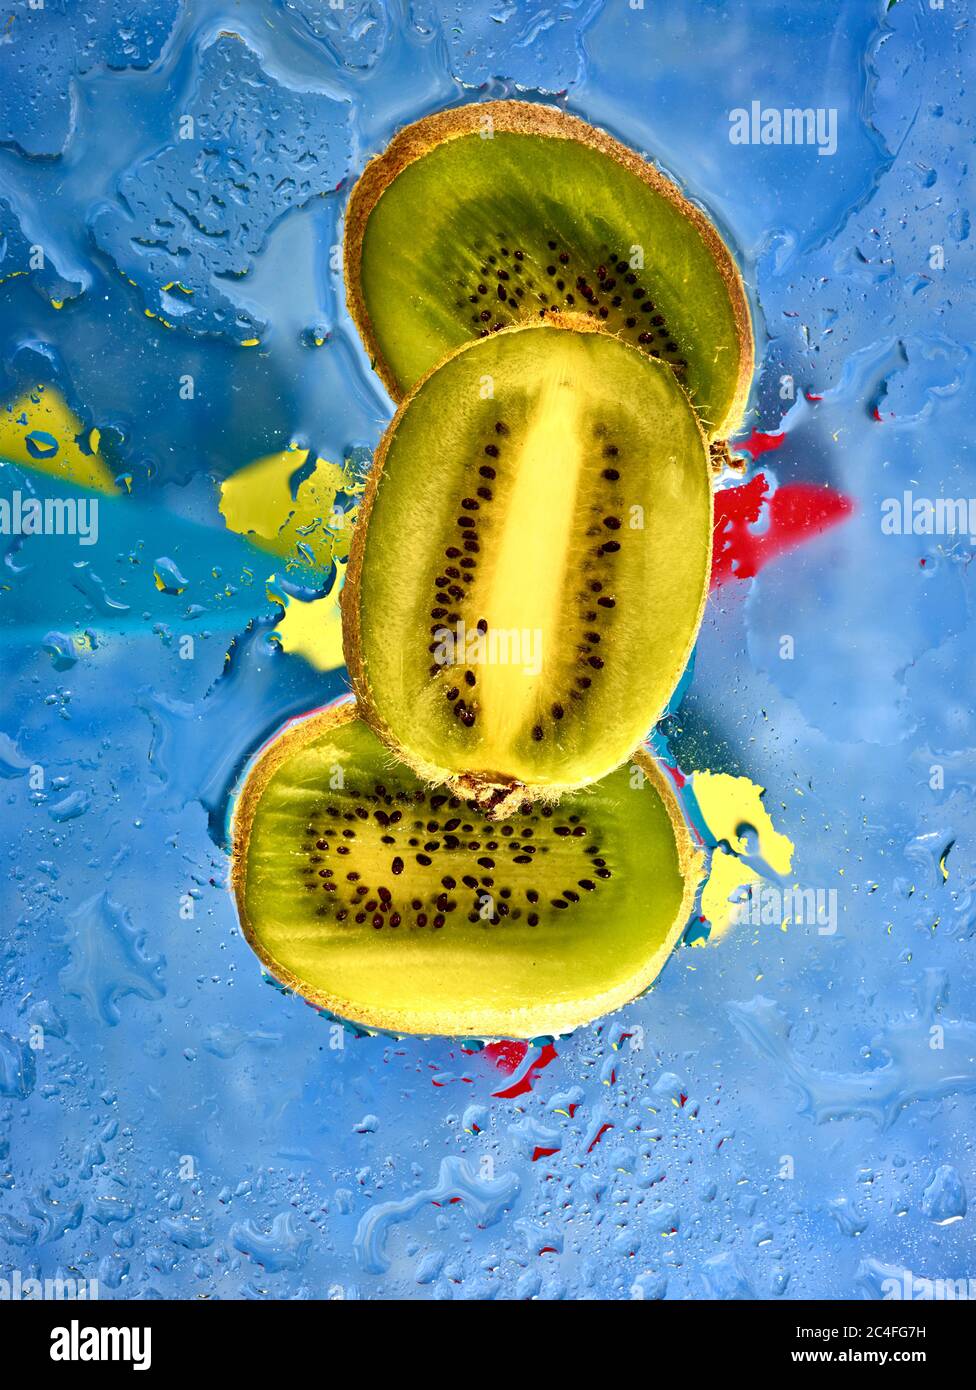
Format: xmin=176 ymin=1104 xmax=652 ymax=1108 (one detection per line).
xmin=343 ymin=316 xmax=712 ymax=809
xmin=344 ymin=100 xmax=752 ymax=441
xmin=231 ymin=703 xmax=701 ymax=1038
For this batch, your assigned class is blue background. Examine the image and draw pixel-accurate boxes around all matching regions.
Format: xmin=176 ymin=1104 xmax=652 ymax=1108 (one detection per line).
xmin=1 ymin=0 xmax=975 ymax=1299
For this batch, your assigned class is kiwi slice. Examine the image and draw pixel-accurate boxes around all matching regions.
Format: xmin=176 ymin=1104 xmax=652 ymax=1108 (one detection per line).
xmin=231 ymin=703 xmax=701 ymax=1038
xmin=344 ymin=100 xmax=752 ymax=441
xmin=343 ymin=316 xmax=712 ymax=808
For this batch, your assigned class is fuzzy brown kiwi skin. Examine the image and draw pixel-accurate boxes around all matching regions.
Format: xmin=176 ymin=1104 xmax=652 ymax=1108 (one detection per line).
xmin=343 ymin=98 xmax=754 ymax=442
xmin=341 ymin=314 xmax=713 ymax=818
xmin=229 ymin=699 xmax=704 ymax=1039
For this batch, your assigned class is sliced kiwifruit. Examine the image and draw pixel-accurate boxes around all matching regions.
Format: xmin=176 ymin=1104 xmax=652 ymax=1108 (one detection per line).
xmin=343 ymin=316 xmax=712 ymax=807
xmin=344 ymin=100 xmax=752 ymax=440
xmin=231 ymin=703 xmax=701 ymax=1038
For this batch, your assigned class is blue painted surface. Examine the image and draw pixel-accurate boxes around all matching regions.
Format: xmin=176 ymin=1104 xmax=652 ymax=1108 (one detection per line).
xmin=1 ymin=0 xmax=974 ymax=1299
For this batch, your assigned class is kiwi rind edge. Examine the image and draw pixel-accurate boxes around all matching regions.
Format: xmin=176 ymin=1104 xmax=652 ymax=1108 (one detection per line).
xmin=229 ymin=699 xmax=704 ymax=1039
xmin=343 ymin=98 xmax=754 ymax=441
xmin=341 ymin=313 xmax=714 ymax=816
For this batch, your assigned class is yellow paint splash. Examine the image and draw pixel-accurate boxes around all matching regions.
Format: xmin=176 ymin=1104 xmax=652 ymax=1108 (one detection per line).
xmin=692 ymin=772 xmax=795 ymax=943
xmin=693 ymin=772 xmax=794 ymax=873
xmin=0 ymin=385 xmax=118 ymax=494
xmin=219 ymin=447 xmax=359 ymax=571
xmin=270 ymin=562 xmax=346 ymax=671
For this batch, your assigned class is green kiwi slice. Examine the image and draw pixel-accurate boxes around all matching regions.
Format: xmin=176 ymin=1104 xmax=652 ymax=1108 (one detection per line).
xmin=231 ymin=703 xmax=701 ymax=1038
xmin=343 ymin=316 xmax=712 ymax=809
xmin=344 ymin=100 xmax=752 ymax=441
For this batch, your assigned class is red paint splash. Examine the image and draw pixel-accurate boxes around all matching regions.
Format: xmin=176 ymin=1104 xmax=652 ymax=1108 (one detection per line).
xmin=487 ymin=1042 xmax=559 ymax=1099
xmin=737 ymin=428 xmax=786 ymax=458
xmin=586 ymin=1122 xmax=614 ymax=1154
xmin=711 ymin=473 xmax=854 ymax=587
xmin=484 ymin=1040 xmax=527 ymax=1074
xmin=532 ymin=1146 xmax=560 ymax=1163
